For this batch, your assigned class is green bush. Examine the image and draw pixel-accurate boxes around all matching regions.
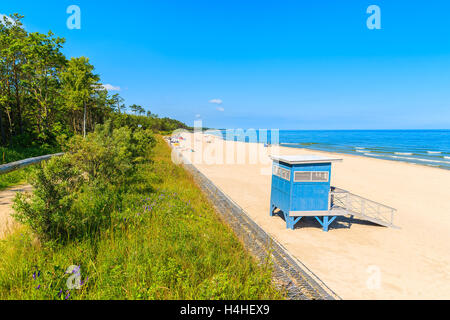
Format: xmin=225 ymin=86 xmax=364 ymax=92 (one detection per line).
xmin=12 ymin=122 xmax=155 ymax=242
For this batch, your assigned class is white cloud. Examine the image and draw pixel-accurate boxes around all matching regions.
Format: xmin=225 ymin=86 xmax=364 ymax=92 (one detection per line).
xmin=0 ymin=14 xmax=14 ymax=25
xmin=209 ymin=99 xmax=223 ymax=105
xmin=101 ymin=84 xmax=121 ymax=91
xmin=216 ymin=107 xmax=225 ymax=112
xmin=195 ymin=114 xmax=201 ymax=118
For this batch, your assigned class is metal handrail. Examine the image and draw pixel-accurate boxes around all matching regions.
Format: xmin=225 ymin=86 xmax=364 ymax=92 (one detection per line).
xmin=330 ymin=188 xmax=398 ymax=228
xmin=331 ymin=186 xmax=396 ymax=211
xmin=0 ymin=153 xmax=64 ymax=175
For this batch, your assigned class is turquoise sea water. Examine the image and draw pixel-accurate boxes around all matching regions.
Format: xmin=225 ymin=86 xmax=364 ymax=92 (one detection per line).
xmin=215 ymin=129 xmax=450 ymax=170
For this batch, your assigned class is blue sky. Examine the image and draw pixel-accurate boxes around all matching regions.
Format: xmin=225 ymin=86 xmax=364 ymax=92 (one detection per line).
xmin=2 ymin=0 xmax=450 ymax=129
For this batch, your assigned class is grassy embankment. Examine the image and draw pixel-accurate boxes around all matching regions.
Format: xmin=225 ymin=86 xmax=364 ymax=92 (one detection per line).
xmin=0 ymin=132 xmax=283 ymax=300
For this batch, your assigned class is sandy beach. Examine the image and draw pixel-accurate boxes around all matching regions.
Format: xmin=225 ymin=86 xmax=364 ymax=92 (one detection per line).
xmin=174 ymin=132 xmax=450 ymax=300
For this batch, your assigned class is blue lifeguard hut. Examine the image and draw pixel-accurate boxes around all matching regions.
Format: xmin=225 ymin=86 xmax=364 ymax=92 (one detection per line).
xmin=269 ymin=155 xmax=343 ymax=231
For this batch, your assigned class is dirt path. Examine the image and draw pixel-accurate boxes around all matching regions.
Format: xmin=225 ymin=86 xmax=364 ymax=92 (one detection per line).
xmin=0 ymin=184 xmax=32 ymax=239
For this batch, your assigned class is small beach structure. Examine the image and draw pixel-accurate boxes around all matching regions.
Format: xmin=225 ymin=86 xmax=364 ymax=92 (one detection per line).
xmin=270 ymin=155 xmax=398 ymax=231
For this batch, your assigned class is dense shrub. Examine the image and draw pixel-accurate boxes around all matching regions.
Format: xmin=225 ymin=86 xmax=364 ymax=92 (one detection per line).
xmin=66 ymin=121 xmax=155 ymax=187
xmin=12 ymin=122 xmax=155 ymax=242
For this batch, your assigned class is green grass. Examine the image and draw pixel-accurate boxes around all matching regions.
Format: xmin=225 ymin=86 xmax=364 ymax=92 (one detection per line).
xmin=0 ymin=145 xmax=60 ymax=190
xmin=0 ymin=136 xmax=283 ymax=300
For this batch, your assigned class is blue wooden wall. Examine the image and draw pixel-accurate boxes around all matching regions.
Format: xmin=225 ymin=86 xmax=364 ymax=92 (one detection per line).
xmin=290 ymin=163 xmax=331 ymax=211
xmin=271 ymin=162 xmax=331 ymax=214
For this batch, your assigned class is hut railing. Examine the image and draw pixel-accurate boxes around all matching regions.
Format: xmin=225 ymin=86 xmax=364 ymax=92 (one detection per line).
xmin=330 ymin=187 xmax=398 ymax=228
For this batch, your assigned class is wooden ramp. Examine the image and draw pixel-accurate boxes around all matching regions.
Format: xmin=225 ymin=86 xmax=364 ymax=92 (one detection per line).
xmin=330 ymin=187 xmax=399 ymax=229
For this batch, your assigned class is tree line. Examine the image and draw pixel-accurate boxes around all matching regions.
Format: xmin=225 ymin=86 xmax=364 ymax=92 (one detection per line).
xmin=0 ymin=14 xmax=188 ymax=147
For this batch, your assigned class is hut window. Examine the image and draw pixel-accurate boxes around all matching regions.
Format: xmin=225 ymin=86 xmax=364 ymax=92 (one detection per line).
xmin=294 ymin=171 xmax=329 ymax=182
xmin=280 ymin=168 xmax=290 ymax=181
xmin=311 ymin=172 xmax=329 ymax=182
xmin=294 ymin=172 xmax=311 ymax=182
xmin=272 ymin=166 xmax=280 ymax=177
xmin=273 ymin=165 xmax=290 ymax=181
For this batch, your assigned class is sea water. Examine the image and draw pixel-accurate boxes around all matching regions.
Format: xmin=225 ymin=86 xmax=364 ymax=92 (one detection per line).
xmin=215 ymin=129 xmax=450 ymax=170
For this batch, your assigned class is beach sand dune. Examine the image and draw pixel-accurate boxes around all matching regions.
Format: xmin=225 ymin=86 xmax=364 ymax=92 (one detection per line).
xmin=176 ymin=133 xmax=450 ymax=299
